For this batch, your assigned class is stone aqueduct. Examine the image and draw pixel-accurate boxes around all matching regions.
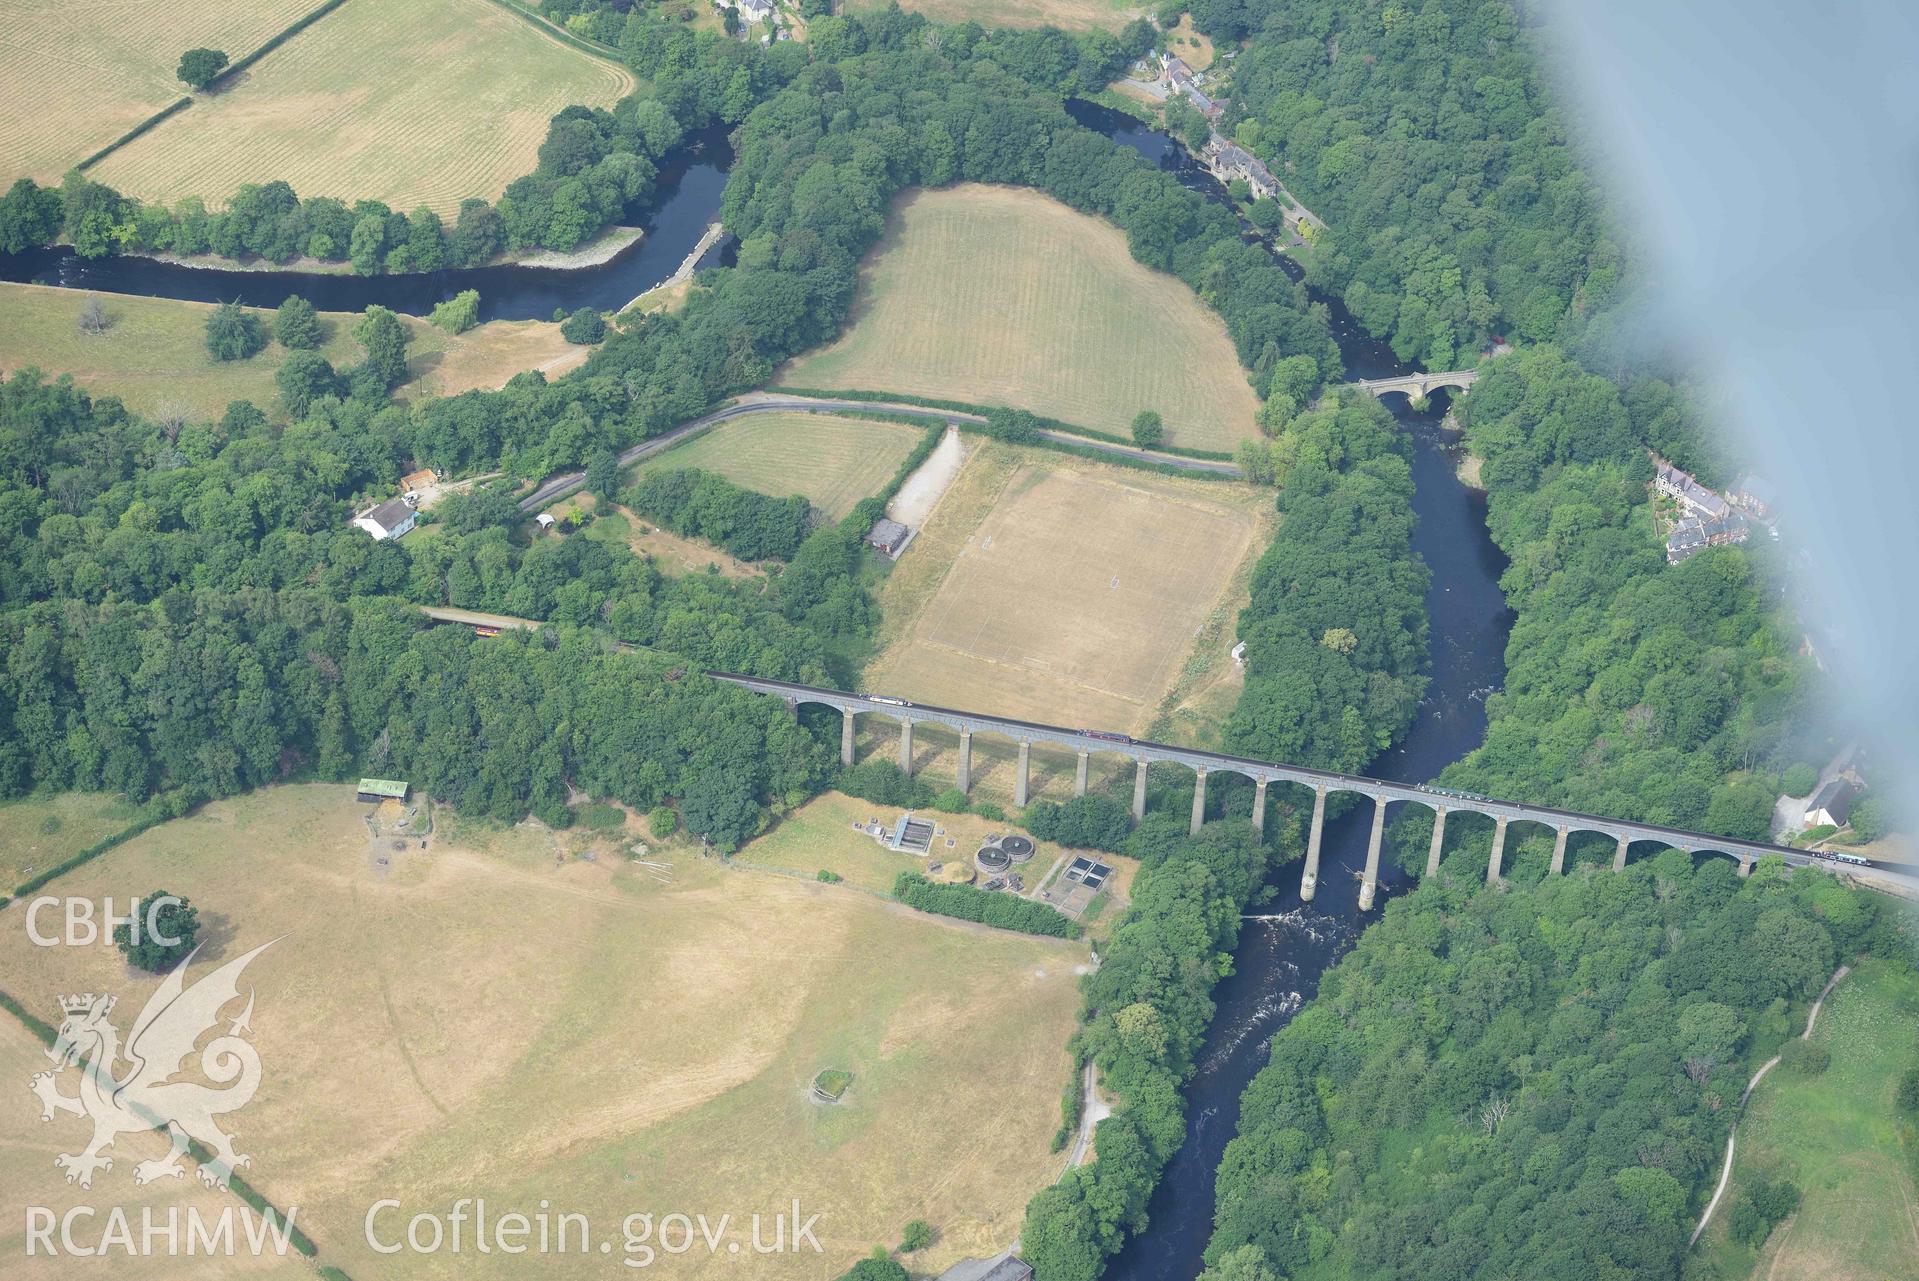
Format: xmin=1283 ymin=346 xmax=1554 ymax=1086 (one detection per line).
xmin=711 ymin=673 xmax=1831 ymax=912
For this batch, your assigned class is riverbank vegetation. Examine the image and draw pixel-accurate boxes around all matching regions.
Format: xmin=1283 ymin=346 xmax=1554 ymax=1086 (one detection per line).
xmin=0 ymin=1 xmax=759 ymax=271
xmin=1021 ymin=817 xmax=1292 ymax=1281
xmin=1414 ymin=345 xmax=1817 ymax=863
xmin=1189 ymin=0 xmax=1618 ymax=373
xmin=1207 ymin=856 xmax=1897 ymax=1281
xmin=1227 ymin=392 xmax=1429 ymax=772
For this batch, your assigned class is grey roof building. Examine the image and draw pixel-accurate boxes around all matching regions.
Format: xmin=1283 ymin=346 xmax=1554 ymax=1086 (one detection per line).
xmin=1804 ymin=778 xmax=1856 ymax=828
xmin=354 ymin=497 xmax=417 ymax=542
xmin=866 ymin=517 xmax=912 ymax=557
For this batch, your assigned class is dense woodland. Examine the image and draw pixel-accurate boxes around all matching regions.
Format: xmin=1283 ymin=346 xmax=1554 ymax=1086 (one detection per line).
xmin=1174 ymin=3 xmax=1865 ymax=1280
xmin=1206 ymin=858 xmax=1893 ymax=1281
xmin=1187 ymin=0 xmax=1618 ymax=373
xmin=1423 ymin=347 xmax=1814 ymax=850
xmin=1228 ymin=393 xmax=1428 ymax=771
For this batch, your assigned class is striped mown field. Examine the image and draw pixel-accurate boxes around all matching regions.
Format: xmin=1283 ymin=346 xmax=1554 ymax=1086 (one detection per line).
xmin=779 ymin=184 xmax=1262 ymax=451
xmin=88 ymin=0 xmax=635 ymax=215
xmin=0 ymin=0 xmax=316 ymax=180
xmin=635 ymin=412 xmax=928 ymax=520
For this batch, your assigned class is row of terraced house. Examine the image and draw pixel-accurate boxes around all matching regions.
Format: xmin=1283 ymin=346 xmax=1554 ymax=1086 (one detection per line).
xmin=1652 ymin=456 xmax=1778 ymax=563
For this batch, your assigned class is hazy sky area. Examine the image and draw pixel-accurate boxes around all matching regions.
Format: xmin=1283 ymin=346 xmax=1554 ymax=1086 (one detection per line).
xmin=1547 ymin=0 xmax=1919 ymax=826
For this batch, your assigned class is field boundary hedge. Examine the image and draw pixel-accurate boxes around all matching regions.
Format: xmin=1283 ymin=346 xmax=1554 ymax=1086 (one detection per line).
xmin=0 ymin=983 xmax=320 ymax=1262
xmin=775 ymin=387 xmax=1237 ymax=461
xmin=74 ymin=97 xmax=195 ymax=173
xmin=215 ymin=0 xmax=354 ymax=86
xmin=76 ymin=0 xmax=354 ymax=174
xmin=476 ymin=0 xmax=630 ymax=65
xmin=0 ymin=810 xmax=171 ymax=909
xmin=893 ymin=871 xmax=1080 ymax=938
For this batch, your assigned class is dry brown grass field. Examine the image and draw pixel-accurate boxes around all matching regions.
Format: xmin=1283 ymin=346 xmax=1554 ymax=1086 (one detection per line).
xmin=633 ymin=413 xmax=927 ymax=520
xmin=0 ymin=786 xmax=1081 ymax=1279
xmin=861 ymin=440 xmax=1268 ymax=737
xmin=577 ymin=501 xmax=764 ymax=579
xmin=778 ymin=185 xmax=1262 ymax=451
xmin=0 ymin=0 xmax=316 ymax=181
xmin=88 ymin=0 xmax=635 ymax=216
xmin=845 ymin=0 xmax=1143 ymax=31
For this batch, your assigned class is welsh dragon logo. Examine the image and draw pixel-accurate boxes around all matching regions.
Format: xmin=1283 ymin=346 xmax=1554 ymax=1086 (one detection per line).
xmin=27 ymin=940 xmax=274 ymax=1191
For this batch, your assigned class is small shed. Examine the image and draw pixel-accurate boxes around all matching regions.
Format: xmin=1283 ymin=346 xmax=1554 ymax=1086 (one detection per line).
xmin=401 ymin=467 xmax=439 ymax=494
xmin=866 ymin=517 xmax=912 ymax=558
xmin=354 ymin=497 xmax=417 ymax=542
xmin=979 ymin=1258 xmax=1035 ymax=1281
xmin=357 ymin=778 xmax=409 ymax=804
xmin=536 ymin=513 xmax=557 ymax=531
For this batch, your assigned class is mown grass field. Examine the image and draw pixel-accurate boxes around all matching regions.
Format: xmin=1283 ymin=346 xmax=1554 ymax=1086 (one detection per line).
xmin=845 ymin=0 xmax=1142 ymax=31
xmin=0 ymin=283 xmax=595 ymax=420
xmin=861 ymin=439 xmax=1267 ymax=735
xmin=1699 ymin=959 xmax=1919 ymax=1280
xmin=89 ymin=0 xmax=635 ymax=215
xmin=634 ymin=413 xmax=927 ymax=520
xmin=0 ymin=785 xmax=1082 ymax=1279
xmin=779 ymin=184 xmax=1262 ymax=450
xmin=0 ymin=0 xmax=316 ymax=181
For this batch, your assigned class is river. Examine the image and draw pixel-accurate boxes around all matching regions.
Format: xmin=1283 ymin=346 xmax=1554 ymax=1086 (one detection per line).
xmin=0 ymin=127 xmax=734 ymax=323
xmin=1 ymin=96 xmax=1511 ymax=1280
xmin=1067 ymin=99 xmax=1515 ymax=1281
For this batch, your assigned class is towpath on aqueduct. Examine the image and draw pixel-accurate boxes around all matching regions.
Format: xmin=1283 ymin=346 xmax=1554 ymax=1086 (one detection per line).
xmin=709 ymin=672 xmax=1883 ymax=912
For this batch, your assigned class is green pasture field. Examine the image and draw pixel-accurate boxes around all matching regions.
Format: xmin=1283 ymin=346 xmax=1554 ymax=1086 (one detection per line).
xmin=1696 ymin=959 xmax=1919 ymax=1280
xmin=635 ymin=413 xmax=925 ymax=520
